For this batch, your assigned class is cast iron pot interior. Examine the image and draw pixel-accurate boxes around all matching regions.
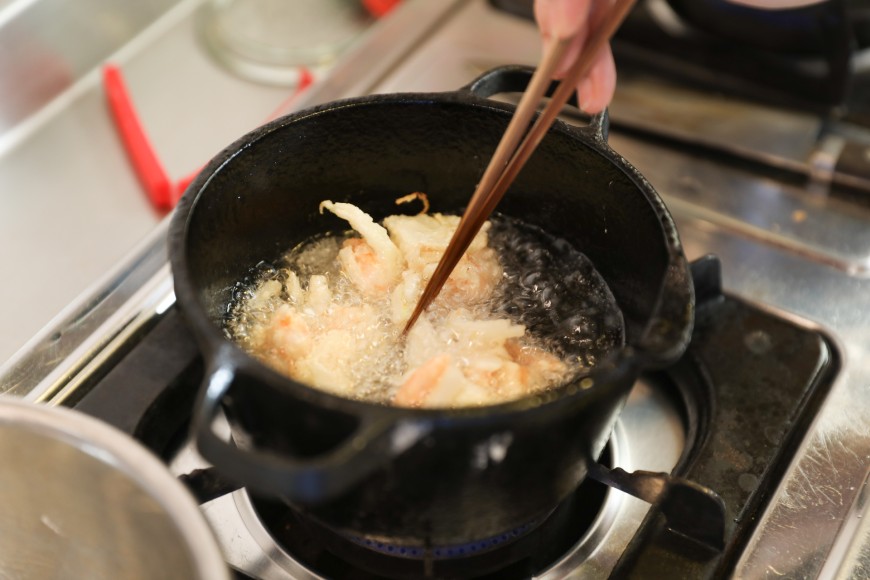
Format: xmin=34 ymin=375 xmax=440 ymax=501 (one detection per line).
xmin=170 ymin=66 xmax=693 ymax=546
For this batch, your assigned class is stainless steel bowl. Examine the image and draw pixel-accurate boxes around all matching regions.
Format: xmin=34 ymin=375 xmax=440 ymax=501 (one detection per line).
xmin=0 ymin=397 xmax=228 ymax=580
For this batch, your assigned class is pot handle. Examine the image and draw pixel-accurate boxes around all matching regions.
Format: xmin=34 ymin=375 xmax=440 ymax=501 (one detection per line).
xmin=194 ymin=354 xmax=421 ymax=503
xmin=460 ymin=65 xmax=609 ymax=144
xmin=635 ymin=255 xmax=695 ymax=368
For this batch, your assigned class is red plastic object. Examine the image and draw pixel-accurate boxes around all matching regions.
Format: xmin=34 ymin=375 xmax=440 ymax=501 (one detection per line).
xmin=103 ymin=64 xmax=173 ymax=212
xmin=104 ymin=63 xmax=315 ymax=210
xmin=363 ymin=0 xmax=401 ymax=18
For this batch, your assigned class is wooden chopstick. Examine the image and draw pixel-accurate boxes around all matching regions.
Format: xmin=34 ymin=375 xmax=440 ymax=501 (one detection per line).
xmin=403 ymin=0 xmax=636 ymax=334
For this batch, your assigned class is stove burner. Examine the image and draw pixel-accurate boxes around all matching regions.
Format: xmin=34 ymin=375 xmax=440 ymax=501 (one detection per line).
xmin=249 ymin=450 xmax=611 ymax=580
xmin=344 ymin=513 xmax=549 ymax=560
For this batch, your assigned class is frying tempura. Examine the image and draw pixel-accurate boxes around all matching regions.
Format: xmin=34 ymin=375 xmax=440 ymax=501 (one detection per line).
xmin=230 ymin=197 xmax=569 ymax=408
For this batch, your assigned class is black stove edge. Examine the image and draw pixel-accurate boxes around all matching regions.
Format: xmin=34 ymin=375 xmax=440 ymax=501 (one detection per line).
xmin=609 ymin=256 xmax=841 ymax=579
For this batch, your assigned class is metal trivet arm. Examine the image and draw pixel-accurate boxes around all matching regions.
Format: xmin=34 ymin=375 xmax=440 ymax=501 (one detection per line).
xmin=586 ymin=462 xmax=726 ymax=552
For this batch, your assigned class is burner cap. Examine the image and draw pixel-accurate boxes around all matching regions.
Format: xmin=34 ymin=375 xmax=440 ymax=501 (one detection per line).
xmin=344 ymin=513 xmax=550 ymax=560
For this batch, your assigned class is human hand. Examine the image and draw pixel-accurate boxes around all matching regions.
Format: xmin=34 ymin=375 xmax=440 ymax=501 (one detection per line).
xmin=534 ymin=0 xmax=616 ymax=114
xmin=533 ymin=0 xmax=829 ymax=114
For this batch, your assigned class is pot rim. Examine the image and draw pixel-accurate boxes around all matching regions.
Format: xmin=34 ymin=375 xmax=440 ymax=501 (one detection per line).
xmin=169 ymin=89 xmax=690 ymax=420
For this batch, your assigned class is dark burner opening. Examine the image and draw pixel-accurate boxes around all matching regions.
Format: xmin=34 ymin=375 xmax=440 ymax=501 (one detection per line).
xmin=250 ymin=446 xmax=611 ymax=580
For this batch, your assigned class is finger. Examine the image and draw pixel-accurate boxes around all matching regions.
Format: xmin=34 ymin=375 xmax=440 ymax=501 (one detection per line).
xmin=576 ymin=43 xmax=616 ymax=113
xmin=535 ymin=0 xmax=593 ymax=78
xmin=553 ymin=33 xmax=586 ymax=78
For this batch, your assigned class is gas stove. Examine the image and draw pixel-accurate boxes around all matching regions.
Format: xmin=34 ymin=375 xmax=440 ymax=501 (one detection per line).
xmin=149 ymin=263 xmax=834 ymax=579
xmin=2 ymin=0 xmax=870 ymax=578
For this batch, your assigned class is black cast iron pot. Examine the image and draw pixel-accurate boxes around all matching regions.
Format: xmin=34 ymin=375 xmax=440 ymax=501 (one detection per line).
xmin=169 ymin=66 xmax=694 ymax=547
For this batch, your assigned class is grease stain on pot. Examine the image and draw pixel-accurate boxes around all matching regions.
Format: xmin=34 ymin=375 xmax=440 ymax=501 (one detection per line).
xmin=764 ymin=425 xmax=783 ymax=445
xmin=471 ymin=432 xmax=514 ymax=470
xmin=738 ymin=473 xmax=759 ymax=493
xmin=744 ymin=329 xmax=773 ymax=355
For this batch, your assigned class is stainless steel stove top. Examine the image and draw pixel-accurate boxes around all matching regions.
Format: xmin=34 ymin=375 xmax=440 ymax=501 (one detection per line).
xmin=2 ymin=0 xmax=870 ymax=578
